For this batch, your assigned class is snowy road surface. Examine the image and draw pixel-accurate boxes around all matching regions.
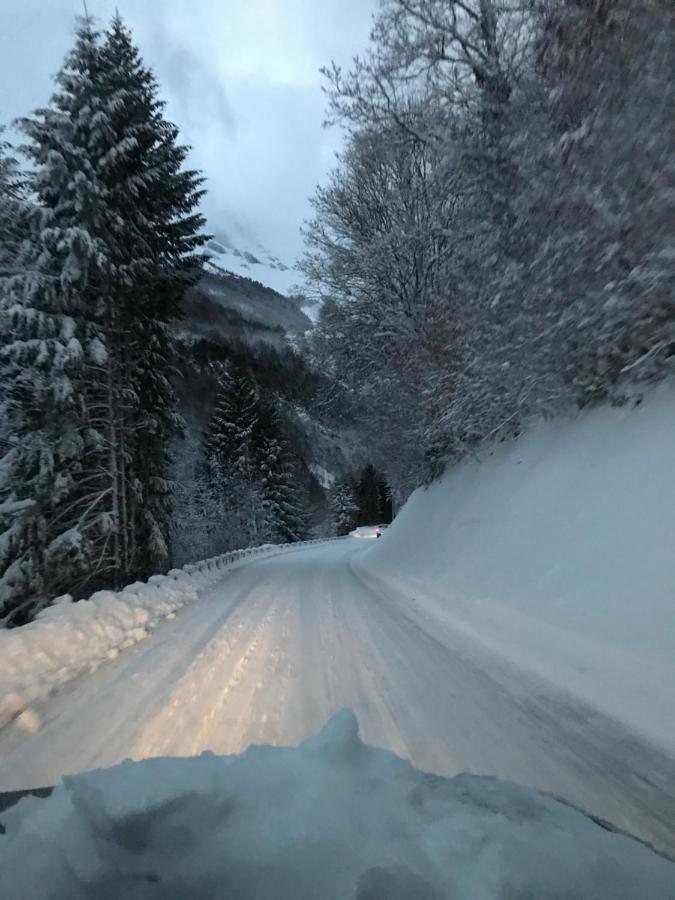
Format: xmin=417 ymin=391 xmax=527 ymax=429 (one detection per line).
xmin=0 ymin=540 xmax=673 ymax=854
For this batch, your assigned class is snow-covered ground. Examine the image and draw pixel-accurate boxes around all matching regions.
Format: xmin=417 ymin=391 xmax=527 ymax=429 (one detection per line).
xmin=0 ymin=541 xmax=673 ymax=855
xmin=1 ymin=389 xmax=674 ymax=874
xmin=0 ymin=542 xmax=335 ymax=735
xmin=361 ymin=383 xmax=675 ymax=753
xmin=1 ymin=709 xmax=673 ymax=899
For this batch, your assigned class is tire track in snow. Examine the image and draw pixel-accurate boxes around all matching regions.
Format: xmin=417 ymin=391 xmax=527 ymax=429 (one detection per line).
xmin=130 ymin=587 xmax=278 ymax=759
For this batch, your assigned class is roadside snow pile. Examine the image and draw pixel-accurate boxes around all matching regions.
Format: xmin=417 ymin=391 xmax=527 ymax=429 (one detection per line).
xmin=1 ymin=710 xmax=672 ymax=899
xmin=361 ymin=383 xmax=675 ymax=751
xmin=0 ymin=540 xmax=341 ymax=732
xmin=0 ymin=579 xmax=198 ymax=732
xmin=0 ymin=546 xmax=293 ymax=731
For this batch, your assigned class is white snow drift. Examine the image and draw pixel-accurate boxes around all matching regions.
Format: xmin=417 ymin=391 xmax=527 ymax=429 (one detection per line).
xmin=361 ymin=383 xmax=675 ymax=751
xmin=0 ymin=710 xmax=672 ymax=899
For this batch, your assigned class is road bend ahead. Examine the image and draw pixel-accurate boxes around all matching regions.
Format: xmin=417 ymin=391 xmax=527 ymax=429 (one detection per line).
xmin=0 ymin=540 xmax=673 ymax=853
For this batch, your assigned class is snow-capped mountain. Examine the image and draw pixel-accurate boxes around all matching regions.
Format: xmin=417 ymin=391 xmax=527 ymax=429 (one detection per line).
xmin=204 ymin=231 xmax=300 ymax=297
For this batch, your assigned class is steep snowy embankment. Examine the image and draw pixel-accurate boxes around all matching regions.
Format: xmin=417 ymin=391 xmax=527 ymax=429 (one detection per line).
xmin=361 ymin=384 xmax=675 ymax=751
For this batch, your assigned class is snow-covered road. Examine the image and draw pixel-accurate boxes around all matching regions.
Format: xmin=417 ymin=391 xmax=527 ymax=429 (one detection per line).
xmin=0 ymin=540 xmax=673 ymax=854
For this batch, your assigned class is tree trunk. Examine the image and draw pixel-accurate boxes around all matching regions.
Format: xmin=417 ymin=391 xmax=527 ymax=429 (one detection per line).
xmin=106 ymin=324 xmax=121 ymax=585
xmin=119 ymin=421 xmax=129 ymax=580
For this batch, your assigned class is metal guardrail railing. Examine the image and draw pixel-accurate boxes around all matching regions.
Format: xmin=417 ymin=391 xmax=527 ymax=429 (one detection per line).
xmin=164 ymin=535 xmax=346 ymax=582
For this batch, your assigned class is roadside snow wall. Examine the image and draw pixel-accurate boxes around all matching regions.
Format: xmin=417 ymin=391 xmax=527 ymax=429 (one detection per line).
xmin=360 ymin=384 xmax=675 ymax=751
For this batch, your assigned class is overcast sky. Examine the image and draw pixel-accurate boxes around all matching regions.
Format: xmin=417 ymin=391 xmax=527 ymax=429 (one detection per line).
xmin=0 ymin=0 xmax=376 ymax=269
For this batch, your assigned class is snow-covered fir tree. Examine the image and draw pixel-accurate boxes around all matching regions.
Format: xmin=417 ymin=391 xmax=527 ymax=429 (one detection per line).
xmin=253 ymin=403 xmax=307 ymax=544
xmin=202 ymin=365 xmax=308 ymax=547
xmin=0 ymin=16 xmax=206 ymax=623
xmin=329 ymin=479 xmax=358 ymax=536
xmin=203 ymin=363 xmax=266 ymax=547
xmin=94 ymin=15 xmax=206 ymax=578
xmin=0 ymin=129 xmax=27 ymax=276
xmin=353 ymin=464 xmax=392 ymax=526
xmin=0 ymin=22 xmax=115 ymax=623
xmin=204 ymin=363 xmax=258 ymax=477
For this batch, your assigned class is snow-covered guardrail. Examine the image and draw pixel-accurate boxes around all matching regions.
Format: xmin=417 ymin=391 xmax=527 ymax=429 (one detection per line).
xmin=0 ymin=536 xmax=345 ymax=732
xmin=167 ymin=535 xmax=344 ymax=583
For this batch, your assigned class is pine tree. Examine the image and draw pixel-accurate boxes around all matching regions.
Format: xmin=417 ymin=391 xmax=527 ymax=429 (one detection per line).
xmin=355 ymin=464 xmax=381 ymax=526
xmin=204 ymin=363 xmax=258 ymax=476
xmin=257 ymin=436 xmax=307 ymax=543
xmin=203 ymin=362 xmax=263 ymax=546
xmin=0 ymin=129 xmax=27 ymax=276
xmin=202 ymin=373 xmax=308 ymax=547
xmin=376 ymin=475 xmax=393 ymax=524
xmin=252 ymin=401 xmax=307 ymax=544
xmin=0 ymin=22 xmax=116 ymax=623
xmin=95 ymin=15 xmax=207 ymax=577
xmin=0 ymin=15 xmax=207 ymax=622
xmin=329 ymin=480 xmax=359 ymax=536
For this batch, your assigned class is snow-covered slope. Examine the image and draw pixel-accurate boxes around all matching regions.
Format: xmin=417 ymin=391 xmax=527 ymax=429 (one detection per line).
xmin=204 ymin=232 xmax=299 ymax=296
xmin=1 ymin=710 xmax=672 ymax=899
xmin=361 ymin=384 xmax=675 ymax=752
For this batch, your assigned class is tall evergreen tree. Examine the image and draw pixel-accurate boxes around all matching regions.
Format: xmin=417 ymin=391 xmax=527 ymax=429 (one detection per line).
xmin=202 ymin=369 xmax=308 ymax=547
xmin=95 ymin=15 xmax=206 ymax=577
xmin=0 ymin=15 xmax=206 ymax=622
xmin=352 ymin=464 xmax=393 ymax=526
xmin=329 ymin=479 xmax=359 ymax=536
xmin=0 ymin=128 xmax=27 ymax=276
xmin=376 ymin=475 xmax=393 ymax=524
xmin=204 ymin=363 xmax=258 ymax=475
xmin=253 ymin=403 xmax=307 ymax=543
xmin=355 ymin=464 xmax=380 ymax=525
xmin=0 ymin=22 xmax=115 ymax=623
xmin=203 ymin=362 xmax=264 ymax=545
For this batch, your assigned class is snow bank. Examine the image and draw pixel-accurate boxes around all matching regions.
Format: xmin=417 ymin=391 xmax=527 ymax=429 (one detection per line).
xmin=0 ymin=710 xmax=672 ymax=899
xmin=361 ymin=384 xmax=675 ymax=751
xmin=0 ymin=539 xmax=341 ymax=731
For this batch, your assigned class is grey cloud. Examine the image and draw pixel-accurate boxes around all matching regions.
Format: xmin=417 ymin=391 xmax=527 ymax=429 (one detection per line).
xmin=143 ymin=28 xmax=236 ymax=137
xmin=0 ymin=0 xmax=377 ymax=273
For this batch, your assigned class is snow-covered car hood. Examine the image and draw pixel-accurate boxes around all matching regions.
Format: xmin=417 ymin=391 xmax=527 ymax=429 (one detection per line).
xmin=1 ymin=710 xmax=672 ymax=899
